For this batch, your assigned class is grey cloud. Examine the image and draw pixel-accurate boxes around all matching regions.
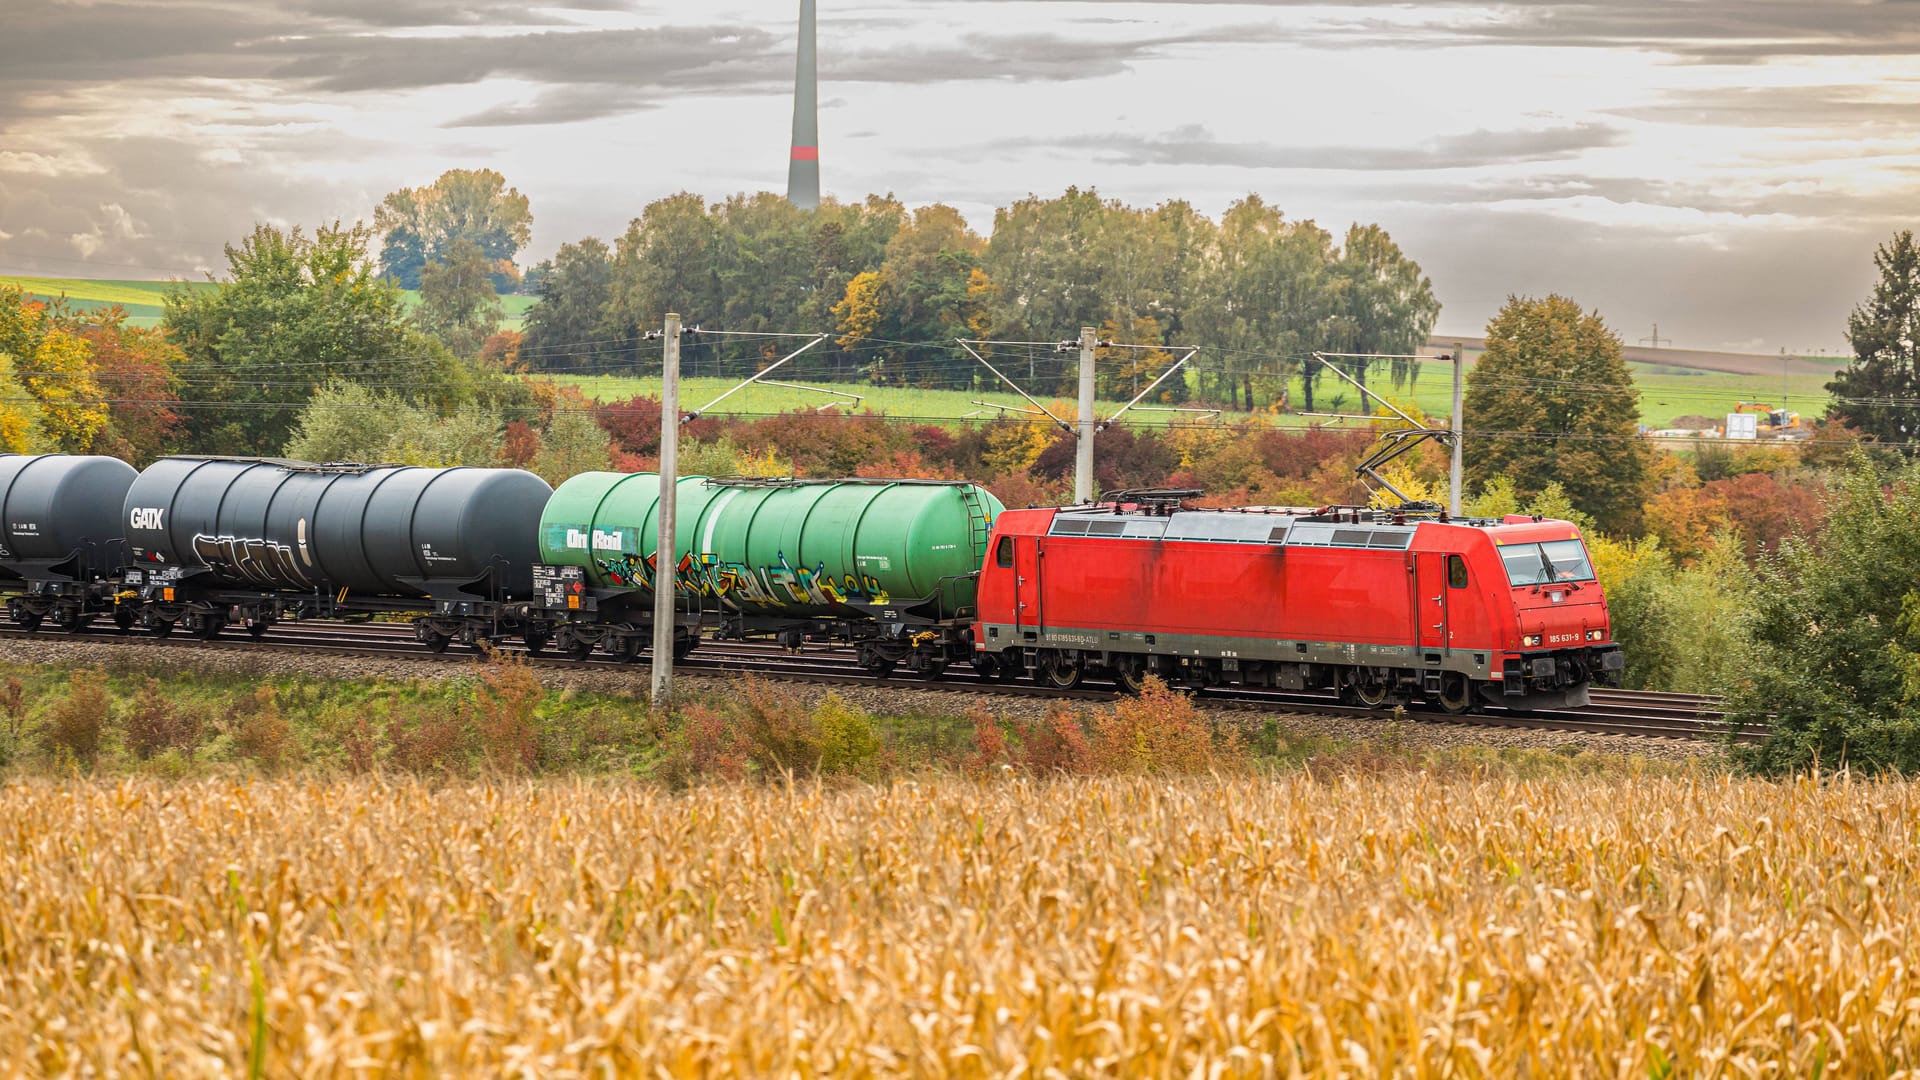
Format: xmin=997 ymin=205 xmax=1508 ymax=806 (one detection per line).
xmin=448 ymin=87 xmax=659 ymax=128
xmin=1609 ymin=84 xmax=1920 ymax=131
xmin=973 ymin=122 xmax=1627 ymax=172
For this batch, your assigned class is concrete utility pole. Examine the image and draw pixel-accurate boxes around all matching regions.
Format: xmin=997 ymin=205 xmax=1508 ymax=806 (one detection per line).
xmin=1076 ymin=326 xmax=1096 ymax=503
xmin=651 ymin=313 xmax=681 ymax=704
xmin=1449 ymin=341 xmax=1464 ymax=518
xmin=786 ymin=0 xmax=820 ymax=209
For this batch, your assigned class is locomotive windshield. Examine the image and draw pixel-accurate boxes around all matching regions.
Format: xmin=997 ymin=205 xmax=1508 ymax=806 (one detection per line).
xmin=1500 ymin=539 xmax=1595 ymax=585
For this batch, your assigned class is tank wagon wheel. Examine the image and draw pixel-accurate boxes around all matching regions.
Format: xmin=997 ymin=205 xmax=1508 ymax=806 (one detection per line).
xmin=148 ymin=619 xmax=175 ymax=639
xmin=1341 ymin=668 xmax=1392 ymax=710
xmin=247 ymin=623 xmax=270 ymax=640
xmin=673 ymin=637 xmax=698 ymax=660
xmin=1039 ymin=650 xmax=1084 ymax=691
xmin=423 ymin=630 xmax=453 ymax=653
xmin=1436 ymin=673 xmax=1474 ymax=716
xmin=16 ymin=611 xmax=44 ymax=633
xmin=113 ymin=608 xmax=136 ymax=632
xmin=917 ymin=661 xmax=948 ymax=683
xmin=1112 ymin=658 xmax=1148 ymax=695
xmin=523 ymin=631 xmax=550 ymax=657
xmin=864 ymin=656 xmax=897 ymax=679
xmin=615 ymin=637 xmax=644 ymax=663
xmin=191 ymin=617 xmax=226 ymax=641
xmin=56 ymin=609 xmax=88 ymax=635
xmin=564 ymin=638 xmax=594 ymax=662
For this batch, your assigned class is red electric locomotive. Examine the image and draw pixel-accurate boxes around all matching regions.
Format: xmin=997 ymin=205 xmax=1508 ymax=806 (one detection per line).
xmin=972 ymin=496 xmax=1624 ymax=712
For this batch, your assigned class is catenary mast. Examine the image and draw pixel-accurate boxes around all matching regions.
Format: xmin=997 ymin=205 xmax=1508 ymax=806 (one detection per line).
xmin=786 ymin=0 xmax=820 ymax=209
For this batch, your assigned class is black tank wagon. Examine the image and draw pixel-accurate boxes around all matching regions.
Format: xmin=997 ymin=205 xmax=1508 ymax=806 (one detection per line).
xmin=120 ymin=456 xmax=552 ymax=646
xmin=1 ymin=453 xmax=141 ymax=632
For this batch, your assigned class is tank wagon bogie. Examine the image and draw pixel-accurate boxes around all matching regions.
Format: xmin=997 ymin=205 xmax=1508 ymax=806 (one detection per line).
xmin=974 ymin=502 xmax=1623 ymax=712
xmin=1 ymin=454 xmax=142 ymax=632
xmin=534 ymin=474 xmax=1003 ymax=676
xmin=118 ymin=456 xmax=552 ymax=644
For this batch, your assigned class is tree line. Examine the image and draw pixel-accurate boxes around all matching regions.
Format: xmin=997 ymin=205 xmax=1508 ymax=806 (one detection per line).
xmin=518 ymin=188 xmax=1441 ymax=408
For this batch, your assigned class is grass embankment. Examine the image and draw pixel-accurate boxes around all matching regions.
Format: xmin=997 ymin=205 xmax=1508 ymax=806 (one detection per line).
xmin=0 ymin=276 xmax=536 ymax=330
xmin=0 ymin=656 xmax=1676 ymax=783
xmin=551 ymin=364 xmax=1839 ymax=433
xmin=2 ymin=771 xmax=1911 ymax=1073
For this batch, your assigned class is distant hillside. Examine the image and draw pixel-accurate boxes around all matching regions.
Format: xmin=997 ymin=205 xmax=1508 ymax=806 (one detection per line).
xmin=0 ymin=276 xmax=536 ymax=331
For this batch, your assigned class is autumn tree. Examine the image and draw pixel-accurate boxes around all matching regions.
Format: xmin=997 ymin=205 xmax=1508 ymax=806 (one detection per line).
xmin=71 ymin=307 xmax=183 ymax=463
xmin=0 ymin=351 xmax=50 ymax=452
xmin=832 ymin=203 xmax=991 ymax=388
xmin=0 ymin=287 xmax=107 ymax=451
xmin=1827 ymin=230 xmax=1920 ymax=450
xmin=1464 ymin=294 xmax=1651 ymax=533
xmin=414 ymin=238 xmax=504 ymax=357
xmin=376 ymin=169 xmax=533 ymax=291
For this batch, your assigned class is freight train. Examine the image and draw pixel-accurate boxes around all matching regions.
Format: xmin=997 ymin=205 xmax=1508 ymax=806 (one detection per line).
xmin=1 ymin=453 xmax=1622 ymax=711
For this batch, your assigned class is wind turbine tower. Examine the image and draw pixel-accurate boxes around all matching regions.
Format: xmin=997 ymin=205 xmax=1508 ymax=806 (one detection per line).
xmin=786 ymin=0 xmax=820 ymax=209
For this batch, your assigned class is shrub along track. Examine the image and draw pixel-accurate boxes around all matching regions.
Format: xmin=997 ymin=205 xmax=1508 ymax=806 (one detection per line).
xmin=0 ymin=622 xmax=1746 ymax=744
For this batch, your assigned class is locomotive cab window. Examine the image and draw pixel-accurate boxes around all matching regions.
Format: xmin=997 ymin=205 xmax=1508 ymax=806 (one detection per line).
xmin=1447 ymin=554 xmax=1468 ymax=589
xmin=995 ymin=536 xmax=1014 ymax=568
xmin=1500 ymin=540 xmax=1595 ymax=585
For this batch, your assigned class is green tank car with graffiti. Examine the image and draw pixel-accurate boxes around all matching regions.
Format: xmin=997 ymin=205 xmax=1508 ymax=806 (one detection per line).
xmin=533 ymin=474 xmax=1004 ymax=675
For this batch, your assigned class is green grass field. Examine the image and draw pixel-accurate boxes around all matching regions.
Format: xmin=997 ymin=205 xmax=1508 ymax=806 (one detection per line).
xmin=551 ymin=361 xmax=1842 ymax=432
xmin=1 ymin=276 xmax=536 ymax=331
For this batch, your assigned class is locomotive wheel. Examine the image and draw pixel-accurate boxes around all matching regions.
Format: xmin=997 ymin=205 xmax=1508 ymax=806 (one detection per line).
xmin=1436 ymin=673 xmax=1473 ymax=715
xmin=1343 ymin=669 xmax=1391 ymax=709
xmin=1039 ymin=650 xmax=1083 ymax=690
xmin=1112 ymin=658 xmax=1148 ymax=694
xmin=564 ymin=637 xmax=594 ymax=662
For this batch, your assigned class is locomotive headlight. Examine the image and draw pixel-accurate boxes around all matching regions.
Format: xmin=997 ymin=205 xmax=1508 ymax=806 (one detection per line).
xmin=1586 ymin=629 xmax=1604 ymax=641
xmin=1523 ymin=634 xmax=1542 ymax=647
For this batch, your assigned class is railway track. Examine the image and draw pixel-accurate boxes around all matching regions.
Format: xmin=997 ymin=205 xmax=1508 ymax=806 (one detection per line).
xmin=0 ymin=622 xmax=1750 ymax=745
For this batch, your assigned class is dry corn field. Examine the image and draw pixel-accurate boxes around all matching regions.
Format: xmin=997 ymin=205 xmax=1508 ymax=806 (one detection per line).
xmin=1 ymin=774 xmax=1916 ymax=1076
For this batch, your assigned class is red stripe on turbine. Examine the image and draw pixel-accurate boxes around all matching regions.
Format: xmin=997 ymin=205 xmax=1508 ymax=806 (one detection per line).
xmin=790 ymin=145 xmax=819 ymax=161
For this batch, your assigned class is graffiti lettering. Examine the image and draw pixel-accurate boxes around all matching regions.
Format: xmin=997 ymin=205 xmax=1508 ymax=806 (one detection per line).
xmin=190 ymin=533 xmax=313 ymax=589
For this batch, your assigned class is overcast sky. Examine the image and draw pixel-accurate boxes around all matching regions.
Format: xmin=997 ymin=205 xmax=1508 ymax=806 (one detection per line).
xmin=2 ymin=0 xmax=1915 ymax=353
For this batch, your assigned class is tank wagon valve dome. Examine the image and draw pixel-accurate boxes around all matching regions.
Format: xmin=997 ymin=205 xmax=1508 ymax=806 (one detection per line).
xmin=0 ymin=454 xmax=140 ymax=581
xmin=122 ymin=457 xmax=553 ymax=600
xmin=538 ymin=474 xmax=1004 ymax=621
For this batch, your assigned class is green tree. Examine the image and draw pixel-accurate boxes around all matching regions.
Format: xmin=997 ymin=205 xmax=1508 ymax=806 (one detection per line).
xmin=1732 ymin=454 xmax=1920 ymax=773
xmin=375 ymin=169 xmax=533 ymax=291
xmin=521 ymin=237 xmax=616 ymax=371
xmin=1464 ymin=295 xmax=1651 ymax=532
xmin=414 ymin=238 xmax=504 ymax=358
xmin=607 ymin=192 xmax=722 ymax=372
xmin=1186 ymin=197 xmax=1334 ymax=411
xmin=163 ymin=222 xmax=444 ymax=454
xmin=1326 ymin=223 xmax=1441 ymax=394
xmin=531 ymin=394 xmax=612 ymax=485
xmin=1827 ymin=230 xmax=1920 ymax=449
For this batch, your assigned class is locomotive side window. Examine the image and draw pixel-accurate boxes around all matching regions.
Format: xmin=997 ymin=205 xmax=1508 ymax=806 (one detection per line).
xmin=1447 ymin=554 xmax=1468 ymax=588
xmin=995 ymin=536 xmax=1014 ymax=568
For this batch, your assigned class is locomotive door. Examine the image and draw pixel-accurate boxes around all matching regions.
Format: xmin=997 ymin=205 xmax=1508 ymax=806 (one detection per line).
xmin=1415 ymin=552 xmax=1448 ymax=651
xmin=1013 ymin=536 xmax=1042 ymax=636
